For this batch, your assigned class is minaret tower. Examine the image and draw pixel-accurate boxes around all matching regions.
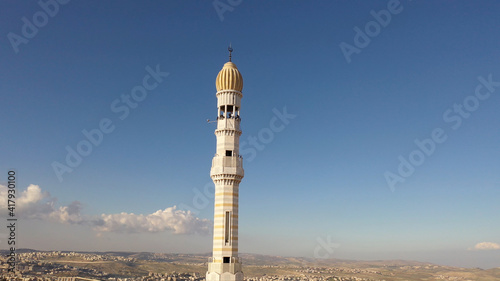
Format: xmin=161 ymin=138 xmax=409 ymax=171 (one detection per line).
xmin=206 ymin=46 xmax=244 ymax=281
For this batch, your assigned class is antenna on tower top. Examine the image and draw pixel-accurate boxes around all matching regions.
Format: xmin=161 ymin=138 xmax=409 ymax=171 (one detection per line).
xmin=228 ymin=43 xmax=233 ymax=62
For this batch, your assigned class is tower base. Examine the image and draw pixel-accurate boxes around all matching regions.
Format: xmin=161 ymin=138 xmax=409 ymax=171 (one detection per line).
xmin=206 ymin=262 xmax=243 ymax=281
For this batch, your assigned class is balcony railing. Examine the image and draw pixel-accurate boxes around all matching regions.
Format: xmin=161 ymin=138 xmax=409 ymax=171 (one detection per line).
xmin=207 ymin=257 xmax=242 ymax=264
xmin=211 ymin=156 xmax=243 ymax=169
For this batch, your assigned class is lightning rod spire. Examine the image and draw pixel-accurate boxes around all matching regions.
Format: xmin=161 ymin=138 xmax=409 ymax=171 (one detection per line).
xmin=228 ymin=43 xmax=233 ymax=62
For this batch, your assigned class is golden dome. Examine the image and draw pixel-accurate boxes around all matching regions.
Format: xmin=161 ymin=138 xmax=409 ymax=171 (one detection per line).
xmin=216 ymin=61 xmax=243 ymax=92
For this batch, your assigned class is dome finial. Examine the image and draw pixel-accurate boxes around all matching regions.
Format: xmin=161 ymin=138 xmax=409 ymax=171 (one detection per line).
xmin=228 ymin=43 xmax=233 ymax=62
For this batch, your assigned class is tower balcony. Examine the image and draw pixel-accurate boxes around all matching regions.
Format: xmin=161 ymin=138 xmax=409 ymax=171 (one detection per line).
xmin=216 ymin=116 xmax=241 ymax=133
xmin=210 ymin=155 xmax=244 ymax=179
xmin=208 ymin=257 xmax=242 ymax=264
xmin=207 ymin=257 xmax=242 ymax=274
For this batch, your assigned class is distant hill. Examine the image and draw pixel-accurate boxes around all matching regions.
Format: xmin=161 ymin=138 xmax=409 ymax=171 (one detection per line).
xmin=3 ymin=249 xmax=499 ymax=280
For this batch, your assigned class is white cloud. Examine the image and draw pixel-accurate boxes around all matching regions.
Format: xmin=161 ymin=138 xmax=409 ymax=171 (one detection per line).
xmin=17 ymin=184 xmax=47 ymax=206
xmin=93 ymin=206 xmax=211 ymax=235
xmin=0 ymin=184 xmax=211 ymax=235
xmin=50 ymin=201 xmax=85 ymax=224
xmin=0 ymin=184 xmax=59 ymax=220
xmin=471 ymin=242 xmax=500 ymax=251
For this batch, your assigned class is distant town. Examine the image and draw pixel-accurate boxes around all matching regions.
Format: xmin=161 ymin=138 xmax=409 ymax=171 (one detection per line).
xmin=1 ymin=250 xmax=496 ymax=281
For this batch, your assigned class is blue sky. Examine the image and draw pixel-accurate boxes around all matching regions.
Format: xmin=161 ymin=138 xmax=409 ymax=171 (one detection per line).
xmin=1 ymin=0 xmax=500 ymax=269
